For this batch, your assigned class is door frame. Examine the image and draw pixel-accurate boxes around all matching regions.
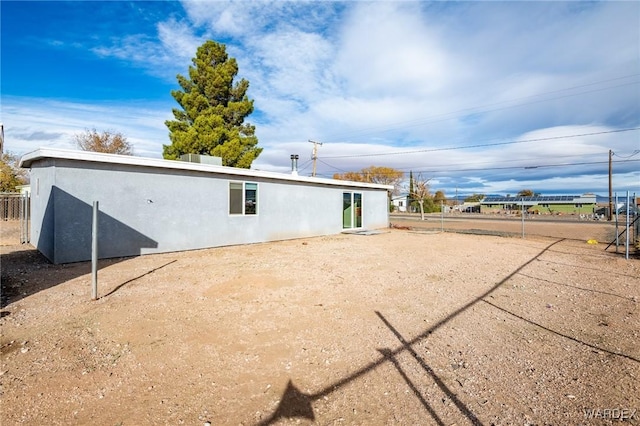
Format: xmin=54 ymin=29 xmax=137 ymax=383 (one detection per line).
xmin=343 ymin=191 xmax=362 ymax=229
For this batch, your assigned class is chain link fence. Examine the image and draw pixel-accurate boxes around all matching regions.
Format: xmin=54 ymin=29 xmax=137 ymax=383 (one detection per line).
xmin=1 ymin=193 xmax=30 ymax=244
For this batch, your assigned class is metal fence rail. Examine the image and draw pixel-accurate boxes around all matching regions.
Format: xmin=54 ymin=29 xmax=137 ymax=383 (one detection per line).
xmin=391 ymin=210 xmax=638 ymax=257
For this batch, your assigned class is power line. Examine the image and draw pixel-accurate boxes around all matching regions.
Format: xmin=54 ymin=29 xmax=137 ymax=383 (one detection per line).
xmin=414 ymin=159 xmax=639 ymax=174
xmin=317 ymin=158 xmax=350 ymax=174
xmin=612 ymin=150 xmax=640 ymax=159
xmin=322 ymin=148 xmax=633 ymax=172
xmin=297 ymin=159 xmax=312 ymax=173
xmin=321 ymin=74 xmax=640 ymax=141
xmin=321 ymin=127 xmax=640 ymax=159
xmin=316 ymin=158 xmax=639 ymax=177
xmin=322 ymin=152 xmax=600 ymax=174
xmin=401 ymin=151 xmax=608 ymax=170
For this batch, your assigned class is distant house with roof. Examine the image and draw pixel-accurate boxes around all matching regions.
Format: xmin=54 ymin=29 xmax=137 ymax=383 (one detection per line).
xmin=391 ymin=193 xmax=411 ymax=212
xmin=480 ymin=194 xmax=597 ymax=215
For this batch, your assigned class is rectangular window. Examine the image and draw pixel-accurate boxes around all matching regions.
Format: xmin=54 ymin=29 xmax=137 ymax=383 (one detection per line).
xmin=354 ymin=193 xmax=362 ymax=227
xmin=229 ymin=181 xmax=258 ymax=215
xmin=343 ymin=193 xmax=352 ymax=228
xmin=245 ymin=183 xmax=257 ymax=215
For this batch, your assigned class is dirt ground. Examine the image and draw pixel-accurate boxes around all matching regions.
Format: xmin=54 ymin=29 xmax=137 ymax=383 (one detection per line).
xmin=1 ymin=219 xmax=639 ymax=425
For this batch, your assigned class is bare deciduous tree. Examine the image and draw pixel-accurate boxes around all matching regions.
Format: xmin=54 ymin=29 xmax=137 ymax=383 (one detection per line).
xmin=74 ymin=129 xmax=133 ymax=155
xmin=410 ymin=173 xmax=432 ymax=220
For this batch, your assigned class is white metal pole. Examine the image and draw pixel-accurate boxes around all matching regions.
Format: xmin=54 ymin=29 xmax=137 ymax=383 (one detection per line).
xmin=615 ymin=193 xmax=619 ymax=251
xmin=20 ymin=194 xmax=27 ymax=244
xmin=625 ymin=191 xmax=630 ymax=260
xmin=92 ymin=201 xmax=99 ymax=300
xmin=631 ymin=192 xmax=640 ymax=243
xmin=521 ymin=199 xmax=525 ymax=238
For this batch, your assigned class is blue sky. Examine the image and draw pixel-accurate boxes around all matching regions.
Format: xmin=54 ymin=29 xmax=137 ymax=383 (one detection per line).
xmin=2 ymin=0 xmax=639 ymax=197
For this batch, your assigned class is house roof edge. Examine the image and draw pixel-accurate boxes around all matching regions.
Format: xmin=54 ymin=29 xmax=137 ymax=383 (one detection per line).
xmin=19 ymin=148 xmax=394 ymax=190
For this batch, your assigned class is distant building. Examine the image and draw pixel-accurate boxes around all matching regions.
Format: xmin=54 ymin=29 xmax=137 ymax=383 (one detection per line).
xmin=16 ymin=184 xmax=30 ymax=196
xmin=480 ymin=194 xmax=597 ymax=215
xmin=391 ymin=193 xmax=411 ymax=212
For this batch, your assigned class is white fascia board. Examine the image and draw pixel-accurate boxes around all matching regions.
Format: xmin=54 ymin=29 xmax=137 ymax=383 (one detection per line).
xmin=19 ymin=148 xmax=393 ymax=191
xmin=391 ymin=194 xmax=409 ymax=200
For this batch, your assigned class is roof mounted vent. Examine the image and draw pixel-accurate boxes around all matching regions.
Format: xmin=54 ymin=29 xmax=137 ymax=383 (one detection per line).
xmin=180 ymin=154 xmax=222 ymax=166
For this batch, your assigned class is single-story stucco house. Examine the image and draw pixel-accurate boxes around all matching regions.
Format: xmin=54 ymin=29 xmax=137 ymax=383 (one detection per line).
xmin=19 ymin=148 xmax=392 ymax=264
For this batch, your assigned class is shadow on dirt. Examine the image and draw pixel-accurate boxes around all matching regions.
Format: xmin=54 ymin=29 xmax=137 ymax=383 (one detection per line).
xmin=1 ymin=246 xmax=178 ymax=309
xmin=481 ymin=299 xmax=639 ymax=364
xmin=100 ymin=259 xmax=177 ymax=299
xmin=258 ymin=239 xmax=567 ymax=425
xmin=1 ymin=246 xmax=125 ymax=309
xmin=1 ymin=187 xmax=163 ymax=309
xmin=538 ymin=258 xmax=640 ymax=278
xmin=1 ymin=247 xmax=67 ymax=308
xmin=518 ymin=272 xmax=638 ymax=300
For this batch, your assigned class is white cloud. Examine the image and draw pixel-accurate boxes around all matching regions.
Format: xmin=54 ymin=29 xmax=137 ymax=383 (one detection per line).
xmin=182 ymin=1 xmax=254 ymax=36
xmin=181 ymin=0 xmax=340 ymax=38
xmin=6 ymin=1 xmax=639 ymax=196
xmin=3 ymin=97 xmax=172 ymax=158
xmin=156 ymin=18 xmax=202 ymax=65
xmin=89 ymin=19 xmax=201 ymax=80
xmin=334 ymin=2 xmax=450 ymax=97
xmin=250 ymin=30 xmax=334 ymax=101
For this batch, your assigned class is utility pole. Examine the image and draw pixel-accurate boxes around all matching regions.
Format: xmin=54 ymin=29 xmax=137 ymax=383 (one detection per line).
xmin=308 ymin=140 xmax=323 ymax=177
xmin=608 ymin=149 xmax=613 ymax=221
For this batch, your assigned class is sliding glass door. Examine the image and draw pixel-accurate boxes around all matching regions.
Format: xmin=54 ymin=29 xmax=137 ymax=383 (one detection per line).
xmin=343 ymin=192 xmax=362 ymax=229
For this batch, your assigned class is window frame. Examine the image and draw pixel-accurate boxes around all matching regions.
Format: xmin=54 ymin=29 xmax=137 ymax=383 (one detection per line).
xmin=229 ymin=181 xmax=258 ymax=216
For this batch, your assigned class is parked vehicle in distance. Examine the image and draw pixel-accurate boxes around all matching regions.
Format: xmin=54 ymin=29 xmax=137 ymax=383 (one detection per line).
xmin=615 ymin=205 xmax=638 ymax=216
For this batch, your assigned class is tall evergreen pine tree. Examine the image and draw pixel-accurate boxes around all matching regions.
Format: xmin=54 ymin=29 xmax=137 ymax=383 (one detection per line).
xmin=163 ymin=40 xmax=262 ymax=168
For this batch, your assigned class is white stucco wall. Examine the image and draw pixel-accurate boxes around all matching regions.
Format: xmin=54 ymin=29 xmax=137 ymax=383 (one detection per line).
xmin=22 ymin=149 xmax=391 ymax=263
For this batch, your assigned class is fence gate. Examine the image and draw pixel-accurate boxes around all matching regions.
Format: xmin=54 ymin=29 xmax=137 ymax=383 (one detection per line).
xmin=1 ymin=193 xmax=30 ymax=244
